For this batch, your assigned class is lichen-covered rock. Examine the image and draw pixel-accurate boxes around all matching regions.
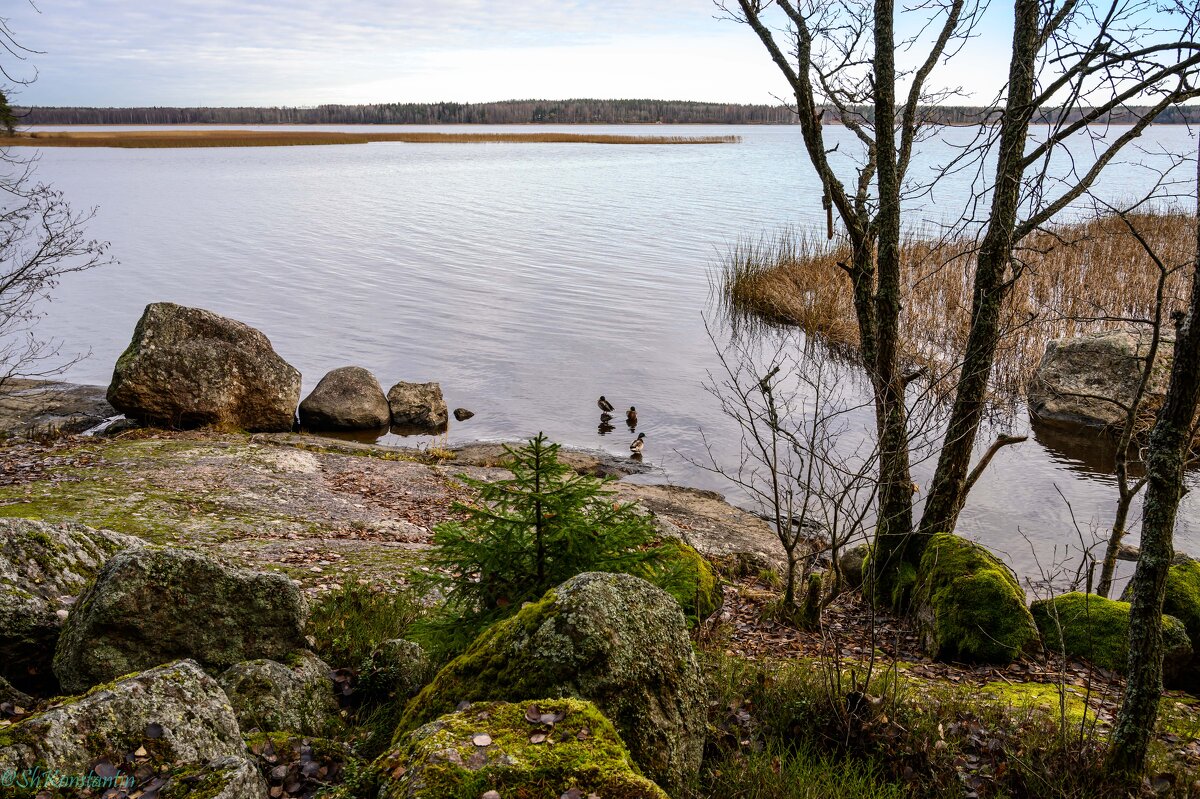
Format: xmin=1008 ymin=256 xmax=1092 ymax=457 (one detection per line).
xmin=914 ymin=533 xmax=1039 ymax=664
xmin=647 ymin=538 xmax=722 ymax=625
xmin=0 ymin=518 xmax=143 ymax=693
xmin=387 ymin=381 xmax=448 ymax=433
xmin=53 ymin=546 xmax=307 ymax=693
xmin=1031 ymin=592 xmax=1192 ymax=682
xmin=161 ymin=755 xmax=269 ymax=799
xmin=379 ymin=699 xmax=669 ymax=799
xmin=0 ymin=660 xmax=244 ymax=775
xmin=357 ymin=639 xmax=432 ymax=705
xmin=218 ymin=651 xmax=338 ymax=736
xmin=298 ymin=366 xmax=391 ymax=431
xmin=1028 ymin=328 xmax=1173 ymax=433
xmin=399 ymin=572 xmax=705 ymax=795
xmin=107 ymin=302 xmax=301 ymax=432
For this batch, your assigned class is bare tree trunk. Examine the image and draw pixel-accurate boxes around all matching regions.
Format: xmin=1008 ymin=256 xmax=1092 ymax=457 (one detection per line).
xmin=1106 ymin=139 xmax=1200 ymax=778
xmin=916 ymin=0 xmax=1039 ymax=540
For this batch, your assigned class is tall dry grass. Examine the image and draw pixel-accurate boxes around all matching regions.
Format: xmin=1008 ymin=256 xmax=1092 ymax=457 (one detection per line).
xmin=721 ymin=211 xmax=1197 ymax=400
xmin=0 ymin=130 xmax=741 ymax=148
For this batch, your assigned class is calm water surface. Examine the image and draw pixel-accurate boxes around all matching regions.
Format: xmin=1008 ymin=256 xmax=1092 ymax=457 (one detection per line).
xmin=30 ymin=123 xmax=1200 ymax=586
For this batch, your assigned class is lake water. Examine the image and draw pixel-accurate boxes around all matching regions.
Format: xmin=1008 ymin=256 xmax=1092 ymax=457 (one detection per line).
xmin=25 ymin=123 xmax=1200 ymax=588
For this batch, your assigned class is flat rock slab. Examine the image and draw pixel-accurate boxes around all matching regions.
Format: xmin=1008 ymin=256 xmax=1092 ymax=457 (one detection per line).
xmin=0 ymin=380 xmax=114 ymax=435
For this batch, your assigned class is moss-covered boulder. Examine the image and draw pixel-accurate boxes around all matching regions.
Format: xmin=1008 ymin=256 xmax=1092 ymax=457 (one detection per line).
xmin=1164 ymin=558 xmax=1200 ymax=689
xmin=217 ymin=651 xmax=339 ymax=736
xmin=913 ymin=533 xmax=1039 ymax=663
xmin=379 ymin=699 xmax=669 ymax=799
xmin=53 ymin=546 xmax=307 ymax=693
xmin=160 ymin=755 xmax=269 ymax=799
xmin=107 ymin=301 xmax=301 ymax=432
xmin=399 ymin=572 xmax=705 ymax=796
xmin=0 ymin=659 xmax=244 ymax=775
xmin=1032 ymin=592 xmax=1193 ymax=682
xmin=357 ymin=638 xmax=432 ymax=705
xmin=0 ymin=518 xmax=143 ymax=693
xmin=648 ymin=538 xmax=722 ymax=625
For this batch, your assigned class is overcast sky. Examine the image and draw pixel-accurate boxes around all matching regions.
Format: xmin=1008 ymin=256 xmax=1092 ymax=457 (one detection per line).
xmin=0 ymin=1 xmax=1133 ymax=108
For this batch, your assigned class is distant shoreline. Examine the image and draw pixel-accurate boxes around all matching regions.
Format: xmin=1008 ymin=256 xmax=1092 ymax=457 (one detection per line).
xmin=0 ymin=129 xmax=741 ymax=148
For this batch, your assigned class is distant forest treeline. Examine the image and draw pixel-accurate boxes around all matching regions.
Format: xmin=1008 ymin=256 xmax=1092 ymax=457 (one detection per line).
xmin=18 ymin=99 xmax=1200 ymax=126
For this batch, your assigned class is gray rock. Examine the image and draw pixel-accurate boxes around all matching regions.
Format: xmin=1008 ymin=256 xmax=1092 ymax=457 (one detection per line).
xmin=163 ymin=756 xmax=269 ymax=799
xmin=379 ymin=699 xmax=668 ymax=799
xmin=387 ymin=381 xmax=448 ymax=432
xmin=298 ymin=366 xmax=391 ymax=431
xmin=53 ymin=546 xmax=307 ymax=693
xmin=1028 ymin=328 xmax=1173 ymax=433
xmin=839 ymin=544 xmax=871 ymax=590
xmin=452 ymin=407 xmax=474 ymax=422
xmin=0 ymin=379 xmax=115 ymax=436
xmin=107 ymin=302 xmax=301 ymax=432
xmin=0 ymin=659 xmax=244 ymax=775
xmin=0 ymin=675 xmax=33 ymax=708
xmin=218 ymin=651 xmax=338 ymax=736
xmin=400 ymin=572 xmax=706 ymax=795
xmin=0 ymin=519 xmax=143 ymax=694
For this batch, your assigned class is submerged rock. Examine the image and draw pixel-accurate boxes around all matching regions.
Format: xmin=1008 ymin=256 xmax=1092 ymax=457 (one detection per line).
xmin=913 ymin=533 xmax=1039 ymax=664
xmin=379 ymin=699 xmax=669 ymax=799
xmin=387 ymin=381 xmax=448 ymax=432
xmin=298 ymin=366 xmax=391 ymax=431
xmin=1031 ymin=592 xmax=1192 ymax=683
xmin=107 ymin=302 xmax=301 ymax=432
xmin=0 ymin=519 xmax=143 ymax=694
xmin=1028 ymin=328 xmax=1173 ymax=433
xmin=399 ymin=572 xmax=705 ymax=795
xmin=0 ymin=659 xmax=244 ymax=774
xmin=218 ymin=651 xmax=339 ymax=736
xmin=53 ymin=546 xmax=307 ymax=693
xmin=453 ymin=407 xmax=474 ymax=422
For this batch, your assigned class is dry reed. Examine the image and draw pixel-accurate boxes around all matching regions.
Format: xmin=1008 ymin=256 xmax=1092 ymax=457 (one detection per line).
xmin=0 ymin=130 xmax=741 ymax=148
xmin=722 ymin=212 xmax=1197 ymax=401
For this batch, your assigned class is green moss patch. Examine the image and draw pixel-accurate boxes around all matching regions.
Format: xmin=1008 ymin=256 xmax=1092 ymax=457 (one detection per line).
xmin=914 ymin=533 xmax=1039 ymax=663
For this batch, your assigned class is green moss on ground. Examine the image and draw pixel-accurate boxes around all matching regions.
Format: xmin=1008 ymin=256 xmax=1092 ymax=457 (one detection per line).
xmin=914 ymin=533 xmax=1039 ymax=664
xmin=1031 ymin=591 xmax=1192 ymax=676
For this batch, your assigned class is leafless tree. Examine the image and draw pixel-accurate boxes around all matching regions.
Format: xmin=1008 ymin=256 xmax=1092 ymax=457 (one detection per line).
xmin=719 ymin=0 xmax=1200 ymax=606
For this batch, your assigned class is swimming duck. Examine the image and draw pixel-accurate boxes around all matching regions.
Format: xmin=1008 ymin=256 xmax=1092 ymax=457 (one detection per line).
xmin=626 ymin=406 xmax=637 ymax=427
xmin=630 ymin=432 xmax=645 ymax=455
xmin=597 ymin=395 xmax=615 ymax=414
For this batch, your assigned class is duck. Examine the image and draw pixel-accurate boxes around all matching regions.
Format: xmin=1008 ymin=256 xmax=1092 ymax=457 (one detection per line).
xmin=626 ymin=406 xmax=637 ymax=427
xmin=629 ymin=432 xmax=645 ymax=455
xmin=597 ymin=395 xmax=615 ymax=414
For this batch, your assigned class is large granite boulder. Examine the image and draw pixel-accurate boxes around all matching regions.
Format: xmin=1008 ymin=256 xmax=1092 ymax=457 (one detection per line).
xmin=1031 ymin=592 xmax=1192 ymax=683
xmin=0 ymin=519 xmax=143 ymax=694
xmin=53 ymin=547 xmax=307 ymax=693
xmin=399 ymin=572 xmax=706 ymax=795
xmin=379 ymin=699 xmax=669 ymax=799
xmin=1028 ymin=328 xmax=1173 ymax=433
xmin=387 ymin=381 xmax=448 ymax=433
xmin=218 ymin=651 xmax=339 ymax=736
xmin=298 ymin=366 xmax=391 ymax=431
xmin=107 ymin=302 xmax=301 ymax=432
xmin=0 ymin=659 xmax=245 ymax=774
xmin=913 ymin=533 xmax=1040 ymax=664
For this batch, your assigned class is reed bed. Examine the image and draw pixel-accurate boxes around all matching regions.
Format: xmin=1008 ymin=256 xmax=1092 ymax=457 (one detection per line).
xmin=721 ymin=211 xmax=1197 ymax=400
xmin=0 ymin=130 xmax=741 ymax=148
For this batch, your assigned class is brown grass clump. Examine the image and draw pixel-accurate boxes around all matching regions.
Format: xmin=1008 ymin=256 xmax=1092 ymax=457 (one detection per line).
xmin=0 ymin=129 xmax=741 ymax=148
xmin=722 ymin=211 xmax=1197 ymax=400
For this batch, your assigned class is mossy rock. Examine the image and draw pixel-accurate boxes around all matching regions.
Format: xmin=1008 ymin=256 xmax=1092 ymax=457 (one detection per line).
xmin=378 ymin=698 xmax=669 ymax=799
xmin=1032 ymin=592 xmax=1193 ymax=682
xmin=0 ymin=518 xmax=143 ymax=694
xmin=217 ymin=651 xmax=340 ymax=736
xmin=398 ymin=572 xmax=705 ymax=796
xmin=160 ymin=755 xmax=268 ymax=799
xmin=1164 ymin=559 xmax=1200 ymax=689
xmin=839 ymin=544 xmax=871 ymax=591
xmin=53 ymin=546 xmax=307 ymax=693
xmin=913 ymin=533 xmax=1039 ymax=664
xmin=646 ymin=538 xmax=722 ymax=625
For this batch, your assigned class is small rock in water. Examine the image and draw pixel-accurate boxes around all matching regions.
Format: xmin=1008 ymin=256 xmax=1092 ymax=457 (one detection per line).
xmin=454 ymin=407 xmax=475 ymax=421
